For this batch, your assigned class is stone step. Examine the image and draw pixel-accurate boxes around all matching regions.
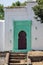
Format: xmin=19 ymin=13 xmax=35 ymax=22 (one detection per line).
xmin=10 ymin=54 xmax=26 ymax=56
xmin=10 ymin=55 xmax=26 ymax=57
xmin=10 ymin=57 xmax=26 ymax=59
xmin=10 ymin=52 xmax=27 ymax=54
xmin=9 ymin=62 xmax=27 ymax=65
xmin=9 ymin=53 xmax=27 ymax=65
xmin=9 ymin=59 xmax=21 ymax=63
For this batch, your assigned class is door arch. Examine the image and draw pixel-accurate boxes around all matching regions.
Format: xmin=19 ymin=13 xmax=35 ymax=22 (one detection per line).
xmin=18 ymin=31 xmax=27 ymax=49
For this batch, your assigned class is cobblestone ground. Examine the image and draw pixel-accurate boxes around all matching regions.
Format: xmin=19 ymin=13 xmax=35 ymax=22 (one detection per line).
xmin=0 ymin=57 xmax=5 ymax=65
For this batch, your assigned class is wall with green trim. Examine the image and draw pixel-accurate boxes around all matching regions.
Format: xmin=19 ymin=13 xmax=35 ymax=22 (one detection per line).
xmin=13 ymin=20 xmax=32 ymax=52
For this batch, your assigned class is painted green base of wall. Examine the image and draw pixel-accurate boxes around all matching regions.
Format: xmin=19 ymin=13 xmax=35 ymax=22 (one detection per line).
xmin=13 ymin=20 xmax=32 ymax=52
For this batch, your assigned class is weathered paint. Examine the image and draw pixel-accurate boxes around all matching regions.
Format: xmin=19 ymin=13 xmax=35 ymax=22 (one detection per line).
xmin=13 ymin=20 xmax=32 ymax=52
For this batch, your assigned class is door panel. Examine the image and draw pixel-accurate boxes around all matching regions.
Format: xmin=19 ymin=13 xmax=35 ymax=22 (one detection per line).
xmin=18 ymin=31 xmax=26 ymax=49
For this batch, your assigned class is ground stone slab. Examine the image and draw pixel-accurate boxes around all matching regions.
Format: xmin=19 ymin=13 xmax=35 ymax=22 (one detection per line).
xmin=0 ymin=57 xmax=5 ymax=65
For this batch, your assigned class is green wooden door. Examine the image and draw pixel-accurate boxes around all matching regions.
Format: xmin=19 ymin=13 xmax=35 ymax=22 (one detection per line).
xmin=13 ymin=20 xmax=32 ymax=52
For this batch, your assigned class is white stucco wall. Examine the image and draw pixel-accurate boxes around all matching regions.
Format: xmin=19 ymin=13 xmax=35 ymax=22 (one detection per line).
xmin=0 ymin=20 xmax=5 ymax=51
xmin=27 ymin=2 xmax=43 ymax=50
xmin=4 ymin=7 xmax=28 ymax=51
xmin=4 ymin=1 xmax=43 ymax=51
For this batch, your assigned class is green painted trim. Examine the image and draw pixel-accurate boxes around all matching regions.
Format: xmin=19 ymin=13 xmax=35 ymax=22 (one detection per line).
xmin=13 ymin=20 xmax=32 ymax=52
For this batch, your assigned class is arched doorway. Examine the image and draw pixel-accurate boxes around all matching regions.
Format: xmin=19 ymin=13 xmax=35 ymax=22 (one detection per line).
xmin=18 ymin=31 xmax=27 ymax=49
xmin=13 ymin=20 xmax=32 ymax=52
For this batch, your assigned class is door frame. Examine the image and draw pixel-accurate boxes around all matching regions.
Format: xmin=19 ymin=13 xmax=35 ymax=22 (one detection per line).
xmin=13 ymin=20 xmax=32 ymax=52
